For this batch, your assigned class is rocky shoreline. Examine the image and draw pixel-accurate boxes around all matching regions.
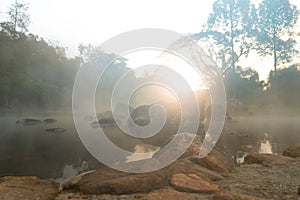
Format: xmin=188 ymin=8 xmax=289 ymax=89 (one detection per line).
xmin=1 ymin=141 xmax=299 ymax=200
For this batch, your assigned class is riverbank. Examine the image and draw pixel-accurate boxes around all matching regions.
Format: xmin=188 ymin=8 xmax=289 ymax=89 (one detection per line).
xmin=1 ymin=137 xmax=299 ymax=200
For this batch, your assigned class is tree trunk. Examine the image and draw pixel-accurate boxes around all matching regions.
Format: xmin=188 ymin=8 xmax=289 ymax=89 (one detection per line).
xmin=273 ymin=47 xmax=277 ymax=71
xmin=230 ymin=3 xmax=235 ymax=70
xmin=273 ymin=33 xmax=277 ymax=71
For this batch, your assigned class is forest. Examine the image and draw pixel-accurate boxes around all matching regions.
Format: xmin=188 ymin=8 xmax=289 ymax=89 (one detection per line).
xmin=0 ymin=0 xmax=299 ymax=113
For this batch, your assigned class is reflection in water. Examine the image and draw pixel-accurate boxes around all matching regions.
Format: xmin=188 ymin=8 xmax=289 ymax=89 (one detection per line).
xmin=125 ymin=144 xmax=159 ymax=163
xmin=259 ymin=140 xmax=273 ymax=154
xmin=219 ymin=116 xmax=300 ymax=164
xmin=0 ymin=115 xmax=102 ymax=181
xmin=1 ymin=115 xmax=300 ymax=181
xmin=53 ymin=161 xmax=90 ymax=184
xmin=259 ymin=133 xmax=273 ymax=154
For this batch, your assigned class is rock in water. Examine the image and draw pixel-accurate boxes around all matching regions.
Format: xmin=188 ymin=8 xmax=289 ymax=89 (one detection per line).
xmin=283 ymin=144 xmax=300 ymax=158
xmin=45 ymin=128 xmax=67 ymax=133
xmin=16 ymin=118 xmax=41 ymax=125
xmin=90 ymin=120 xmax=100 ymax=128
xmin=43 ymin=118 xmax=57 ymax=124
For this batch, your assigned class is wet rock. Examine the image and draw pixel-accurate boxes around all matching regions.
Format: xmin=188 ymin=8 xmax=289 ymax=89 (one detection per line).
xmin=130 ymin=105 xmax=152 ymax=126
xmin=0 ymin=176 xmax=59 ymax=200
xmin=90 ymin=120 xmax=100 ymax=128
xmin=16 ymin=118 xmax=41 ymax=125
xmin=43 ymin=118 xmax=57 ymax=123
xmin=283 ymin=144 xmax=300 ymax=158
xmin=244 ymin=153 xmax=295 ymax=167
xmin=213 ymin=191 xmax=264 ymax=200
xmin=141 ymin=189 xmax=197 ymax=200
xmin=169 ymin=173 xmax=221 ymax=193
xmin=45 ymin=128 xmax=67 ymax=133
xmin=90 ymin=118 xmax=117 ymax=128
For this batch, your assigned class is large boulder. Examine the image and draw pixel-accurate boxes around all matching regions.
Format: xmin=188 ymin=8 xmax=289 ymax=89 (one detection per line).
xmin=169 ymin=173 xmax=221 ymax=194
xmin=165 ymin=159 xmax=225 ymax=181
xmin=189 ymin=146 xmax=235 ymax=173
xmin=63 ymin=158 xmax=224 ymax=195
xmin=244 ymin=153 xmax=295 ymax=167
xmin=62 ymin=135 xmax=235 ymax=195
xmin=283 ymin=144 xmax=300 ymax=158
xmin=63 ymin=166 xmax=167 ymax=195
xmin=0 ymin=176 xmax=59 ymax=200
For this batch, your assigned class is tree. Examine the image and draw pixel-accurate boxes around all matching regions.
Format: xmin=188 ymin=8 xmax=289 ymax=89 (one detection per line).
xmin=194 ymin=0 xmax=256 ymax=74
xmin=1 ymin=0 xmax=30 ymax=37
xmin=78 ymin=44 xmax=137 ymax=111
xmin=223 ymin=66 xmax=263 ymax=103
xmin=256 ymin=0 xmax=299 ymax=71
xmin=266 ymin=64 xmax=300 ymax=106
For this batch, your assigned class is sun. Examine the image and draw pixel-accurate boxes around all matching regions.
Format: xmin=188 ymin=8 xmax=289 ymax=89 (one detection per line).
xmin=124 ymin=49 xmax=203 ymax=91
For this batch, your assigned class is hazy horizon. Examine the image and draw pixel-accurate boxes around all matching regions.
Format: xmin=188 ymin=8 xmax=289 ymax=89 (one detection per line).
xmin=1 ymin=0 xmax=300 ymax=80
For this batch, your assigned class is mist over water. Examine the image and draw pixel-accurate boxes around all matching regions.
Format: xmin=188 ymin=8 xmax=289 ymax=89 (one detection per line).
xmin=0 ymin=115 xmax=103 ymax=180
xmin=0 ymin=112 xmax=299 ymax=182
xmin=219 ymin=115 xmax=300 ymax=158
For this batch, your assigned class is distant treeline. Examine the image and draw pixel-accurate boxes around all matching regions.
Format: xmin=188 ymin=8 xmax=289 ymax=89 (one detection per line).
xmin=224 ymin=64 xmax=300 ymax=110
xmin=0 ymin=30 xmax=78 ymax=109
xmin=0 ymin=0 xmax=300 ymax=112
xmin=0 ymin=28 xmax=136 ymax=110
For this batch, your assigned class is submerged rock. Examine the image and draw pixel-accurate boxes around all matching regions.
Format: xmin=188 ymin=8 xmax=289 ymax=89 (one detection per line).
xmin=0 ymin=176 xmax=59 ymax=200
xmin=43 ymin=118 xmax=57 ymax=124
xmin=45 ymin=128 xmax=67 ymax=133
xmin=89 ymin=118 xmax=116 ymax=128
xmin=283 ymin=144 xmax=300 ymax=158
xmin=16 ymin=118 xmax=41 ymax=125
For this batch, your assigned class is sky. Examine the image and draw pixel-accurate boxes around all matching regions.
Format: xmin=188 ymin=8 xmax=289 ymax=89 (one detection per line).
xmin=1 ymin=0 xmax=300 ymax=81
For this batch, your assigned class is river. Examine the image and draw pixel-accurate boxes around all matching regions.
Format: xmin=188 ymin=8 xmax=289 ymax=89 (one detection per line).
xmin=0 ymin=114 xmax=299 ymax=183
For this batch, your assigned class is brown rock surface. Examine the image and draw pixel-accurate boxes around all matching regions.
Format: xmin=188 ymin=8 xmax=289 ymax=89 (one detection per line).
xmin=212 ymin=191 xmax=265 ymax=200
xmin=140 ymin=189 xmax=197 ymax=200
xmin=283 ymin=144 xmax=300 ymax=158
xmin=166 ymin=159 xmax=225 ymax=181
xmin=62 ymin=135 xmax=235 ymax=195
xmin=169 ymin=173 xmax=221 ymax=194
xmin=217 ymin=158 xmax=300 ymax=200
xmin=189 ymin=150 xmax=234 ymax=173
xmin=244 ymin=153 xmax=295 ymax=167
xmin=0 ymin=176 xmax=59 ymax=200
xmin=63 ymin=166 xmax=167 ymax=195
xmin=63 ymin=158 xmax=224 ymax=195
